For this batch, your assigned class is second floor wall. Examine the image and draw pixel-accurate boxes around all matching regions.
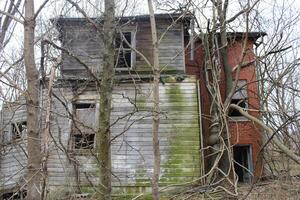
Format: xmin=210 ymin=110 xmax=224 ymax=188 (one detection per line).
xmin=54 ymin=14 xmax=189 ymax=78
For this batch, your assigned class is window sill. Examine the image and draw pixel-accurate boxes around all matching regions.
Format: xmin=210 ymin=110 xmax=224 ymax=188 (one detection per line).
xmin=69 ymin=149 xmax=95 ymax=155
xmin=229 ymin=116 xmax=250 ymax=122
xmin=115 ymin=67 xmax=133 ymax=71
xmin=3 ymin=138 xmax=26 ymax=146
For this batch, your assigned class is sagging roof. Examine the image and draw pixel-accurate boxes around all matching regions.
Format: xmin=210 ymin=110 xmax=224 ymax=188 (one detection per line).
xmin=52 ymin=13 xmax=192 ymax=27
xmin=51 ymin=13 xmax=266 ymax=41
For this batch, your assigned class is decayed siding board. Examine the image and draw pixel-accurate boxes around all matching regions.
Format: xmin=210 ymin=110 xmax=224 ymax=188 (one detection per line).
xmin=40 ymin=79 xmax=201 ymax=194
xmin=0 ymin=78 xmax=202 ymax=195
xmin=110 ymin=81 xmax=200 ymax=189
xmin=60 ymin=20 xmax=184 ymax=77
xmin=0 ymin=97 xmax=27 ymax=191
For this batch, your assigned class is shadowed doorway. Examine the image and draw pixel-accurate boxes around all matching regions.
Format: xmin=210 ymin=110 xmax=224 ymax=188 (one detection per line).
xmin=233 ymin=145 xmax=253 ymax=183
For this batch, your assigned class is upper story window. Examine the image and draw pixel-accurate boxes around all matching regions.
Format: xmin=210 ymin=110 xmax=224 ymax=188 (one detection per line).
xmin=229 ymin=80 xmax=248 ymax=117
xmin=115 ymin=32 xmax=135 ymax=70
xmin=11 ymin=121 xmax=27 ymax=140
xmin=71 ymin=103 xmax=96 ymax=150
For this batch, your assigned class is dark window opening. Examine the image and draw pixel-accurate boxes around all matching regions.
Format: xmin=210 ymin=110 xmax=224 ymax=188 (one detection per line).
xmin=115 ymin=32 xmax=131 ymax=49
xmin=74 ymin=103 xmax=95 ymax=109
xmin=229 ymin=80 xmax=248 ymax=117
xmin=115 ymin=51 xmax=131 ymax=68
xmin=115 ymin=32 xmax=132 ymax=69
xmin=229 ymin=99 xmax=247 ymax=117
xmin=2 ymin=190 xmax=27 ymax=200
xmin=12 ymin=121 xmax=27 ymax=140
xmin=233 ymin=145 xmax=252 ymax=183
xmin=73 ymin=133 xmax=95 ymax=149
xmin=71 ymin=102 xmax=96 ymax=150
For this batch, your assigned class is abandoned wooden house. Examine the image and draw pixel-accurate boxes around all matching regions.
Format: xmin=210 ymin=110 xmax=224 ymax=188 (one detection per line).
xmin=0 ymin=13 xmax=265 ymax=198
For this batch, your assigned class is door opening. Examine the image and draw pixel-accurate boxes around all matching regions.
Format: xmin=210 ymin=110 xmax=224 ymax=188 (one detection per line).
xmin=233 ymin=145 xmax=252 ymax=183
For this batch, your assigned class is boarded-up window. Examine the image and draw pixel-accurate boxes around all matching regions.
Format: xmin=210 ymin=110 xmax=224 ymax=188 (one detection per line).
xmin=71 ymin=103 xmax=96 ymax=149
xmin=11 ymin=121 xmax=27 ymax=140
xmin=115 ymin=32 xmax=134 ymax=69
xmin=229 ymin=80 xmax=248 ymax=117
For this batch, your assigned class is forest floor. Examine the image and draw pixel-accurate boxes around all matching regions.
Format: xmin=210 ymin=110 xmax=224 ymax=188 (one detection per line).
xmin=170 ymin=178 xmax=300 ymax=200
xmin=237 ymin=178 xmax=300 ymax=200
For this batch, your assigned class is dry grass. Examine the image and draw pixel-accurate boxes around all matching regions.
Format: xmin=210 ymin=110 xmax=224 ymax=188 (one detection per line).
xmin=166 ymin=177 xmax=300 ymax=200
xmin=238 ymin=178 xmax=300 ymax=200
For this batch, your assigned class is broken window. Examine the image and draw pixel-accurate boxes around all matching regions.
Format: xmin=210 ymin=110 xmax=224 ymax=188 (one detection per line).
xmin=1 ymin=190 xmax=27 ymax=200
xmin=229 ymin=80 xmax=248 ymax=117
xmin=115 ymin=32 xmax=134 ymax=69
xmin=71 ymin=103 xmax=96 ymax=150
xmin=11 ymin=121 xmax=27 ymax=140
xmin=73 ymin=134 xmax=95 ymax=149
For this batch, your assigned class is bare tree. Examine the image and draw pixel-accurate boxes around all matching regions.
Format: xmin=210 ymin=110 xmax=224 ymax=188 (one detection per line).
xmin=187 ymin=0 xmax=300 ymax=196
xmin=1 ymin=0 xmax=300 ymax=199
xmin=147 ymin=0 xmax=161 ymax=199
xmin=253 ymin=0 xmax=300 ymax=178
xmin=23 ymin=0 xmax=41 ymax=199
xmin=97 ymin=0 xmax=115 ymax=199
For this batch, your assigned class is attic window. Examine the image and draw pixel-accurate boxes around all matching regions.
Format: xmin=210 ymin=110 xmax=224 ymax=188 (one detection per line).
xmin=229 ymin=80 xmax=248 ymax=117
xmin=12 ymin=121 xmax=27 ymax=140
xmin=71 ymin=103 xmax=96 ymax=150
xmin=115 ymin=32 xmax=135 ymax=70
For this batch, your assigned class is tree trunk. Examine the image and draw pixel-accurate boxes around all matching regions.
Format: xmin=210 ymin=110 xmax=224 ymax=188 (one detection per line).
xmin=147 ymin=1 xmax=161 ymax=199
xmin=208 ymin=0 xmax=231 ymax=177
xmin=24 ymin=0 xmax=41 ymax=199
xmin=97 ymin=0 xmax=115 ymax=199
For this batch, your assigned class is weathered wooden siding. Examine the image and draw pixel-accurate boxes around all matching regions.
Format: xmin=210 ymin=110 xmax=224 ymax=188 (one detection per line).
xmin=42 ymin=77 xmax=201 ymax=197
xmin=0 ymin=99 xmax=27 ymax=191
xmin=110 ymin=79 xmax=201 ymax=196
xmin=0 ymin=77 xmax=202 ymax=197
xmin=61 ymin=24 xmax=102 ymax=75
xmin=59 ymin=20 xmax=185 ymax=77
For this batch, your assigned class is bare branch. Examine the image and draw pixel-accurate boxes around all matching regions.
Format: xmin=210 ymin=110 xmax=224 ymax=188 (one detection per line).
xmin=0 ymin=9 xmax=23 ymax=24
xmin=230 ymin=104 xmax=300 ymax=165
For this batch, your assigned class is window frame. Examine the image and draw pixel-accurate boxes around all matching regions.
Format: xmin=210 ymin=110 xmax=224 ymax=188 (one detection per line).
xmin=71 ymin=132 xmax=95 ymax=150
xmin=70 ymin=102 xmax=96 ymax=151
xmin=11 ymin=121 xmax=27 ymax=141
xmin=114 ymin=31 xmax=136 ymax=71
xmin=228 ymin=80 xmax=249 ymax=120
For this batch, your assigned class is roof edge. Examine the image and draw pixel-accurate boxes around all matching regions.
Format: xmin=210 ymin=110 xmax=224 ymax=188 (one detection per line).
xmin=226 ymin=32 xmax=267 ymax=40
xmin=51 ymin=13 xmax=192 ymax=27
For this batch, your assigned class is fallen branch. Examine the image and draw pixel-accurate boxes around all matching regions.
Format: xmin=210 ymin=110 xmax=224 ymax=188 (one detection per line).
xmin=230 ymin=104 xmax=300 ymax=165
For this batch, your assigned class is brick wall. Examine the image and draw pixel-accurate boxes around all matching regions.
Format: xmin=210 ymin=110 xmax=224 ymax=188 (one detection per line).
xmin=185 ymin=36 xmax=263 ymax=179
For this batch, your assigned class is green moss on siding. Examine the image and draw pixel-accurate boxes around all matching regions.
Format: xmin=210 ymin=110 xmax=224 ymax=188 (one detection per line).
xmin=136 ymin=94 xmax=147 ymax=110
xmin=135 ymin=167 xmax=149 ymax=186
xmin=109 ymin=78 xmax=201 ymax=198
xmin=160 ymin=82 xmax=201 ymax=185
xmin=114 ymin=80 xmax=201 ymax=198
xmin=80 ymin=186 xmax=95 ymax=193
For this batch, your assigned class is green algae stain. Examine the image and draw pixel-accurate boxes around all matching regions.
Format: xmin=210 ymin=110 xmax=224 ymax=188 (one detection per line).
xmin=136 ymin=94 xmax=147 ymax=110
xmin=160 ymin=81 xmax=202 ymax=186
xmin=112 ymin=78 xmax=202 ymax=199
